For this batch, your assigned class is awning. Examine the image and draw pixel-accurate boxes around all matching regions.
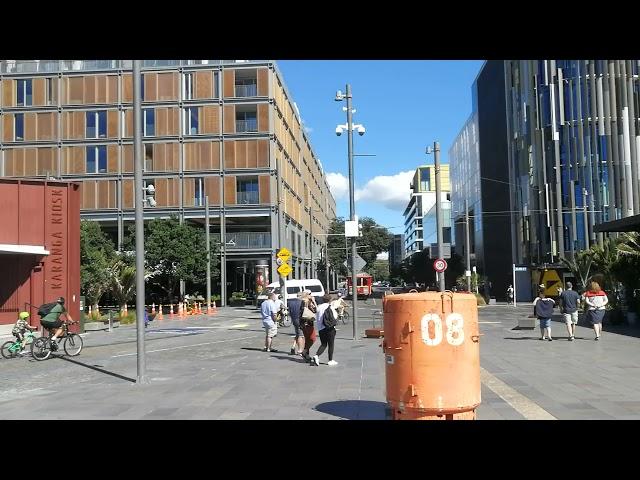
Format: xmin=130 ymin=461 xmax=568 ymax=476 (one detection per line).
xmin=593 ymin=214 xmax=640 ymax=233
xmin=0 ymin=244 xmax=50 ymax=255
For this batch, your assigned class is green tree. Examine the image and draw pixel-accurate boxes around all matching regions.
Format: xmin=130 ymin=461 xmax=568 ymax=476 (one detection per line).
xmin=617 ymin=232 xmax=640 ymax=259
xmin=369 ymin=260 xmax=390 ymax=281
xmin=80 ymin=220 xmax=116 ymax=312
xmin=125 ymin=217 xmax=220 ymax=302
xmin=560 ymin=250 xmax=593 ymax=291
xmin=108 ymin=259 xmax=138 ymax=312
xmin=589 ymin=236 xmax=620 ymax=290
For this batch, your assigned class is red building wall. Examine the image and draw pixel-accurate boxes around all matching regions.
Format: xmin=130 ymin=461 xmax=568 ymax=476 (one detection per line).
xmin=0 ymin=179 xmax=80 ymax=331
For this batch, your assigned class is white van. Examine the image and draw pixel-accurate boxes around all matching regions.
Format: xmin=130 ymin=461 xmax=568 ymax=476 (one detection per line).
xmin=256 ymin=279 xmax=325 ymax=307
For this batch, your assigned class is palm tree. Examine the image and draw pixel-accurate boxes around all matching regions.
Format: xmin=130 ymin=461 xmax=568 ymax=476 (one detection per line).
xmin=560 ymin=250 xmax=593 ymax=291
xmin=590 ymin=236 xmax=620 ymax=290
xmin=618 ymin=232 xmax=640 ymax=258
xmin=109 ymin=261 xmax=137 ymax=314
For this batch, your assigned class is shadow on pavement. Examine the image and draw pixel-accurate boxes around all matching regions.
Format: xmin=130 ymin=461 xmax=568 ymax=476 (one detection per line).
xmin=315 ymin=400 xmax=387 ymax=420
xmin=56 ymin=356 xmax=136 ymax=383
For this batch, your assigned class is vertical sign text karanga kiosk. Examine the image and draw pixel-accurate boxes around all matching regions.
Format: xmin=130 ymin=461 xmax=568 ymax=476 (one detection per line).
xmin=0 ymin=179 xmax=80 ymax=332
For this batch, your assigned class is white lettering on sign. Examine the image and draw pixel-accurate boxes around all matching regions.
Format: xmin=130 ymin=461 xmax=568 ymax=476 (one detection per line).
xmin=421 ymin=313 xmax=465 ymax=347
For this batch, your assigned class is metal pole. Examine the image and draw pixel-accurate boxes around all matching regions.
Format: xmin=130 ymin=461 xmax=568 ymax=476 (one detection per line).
xmin=346 ymin=84 xmax=358 ymax=340
xmin=220 ymin=211 xmax=227 ymax=307
xmin=205 ymin=196 xmax=211 ymax=313
xmin=434 ymin=141 xmax=445 ymax=292
xmin=465 ymin=199 xmax=471 ymax=292
xmin=512 ymin=263 xmax=517 ymax=307
xmin=325 ymin=244 xmax=330 ymax=291
xmin=310 ymin=209 xmax=314 ymax=278
xmin=133 ymin=59 xmax=147 ymax=385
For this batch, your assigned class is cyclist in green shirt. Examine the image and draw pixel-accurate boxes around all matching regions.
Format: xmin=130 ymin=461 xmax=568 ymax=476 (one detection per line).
xmin=41 ymin=297 xmax=73 ymax=349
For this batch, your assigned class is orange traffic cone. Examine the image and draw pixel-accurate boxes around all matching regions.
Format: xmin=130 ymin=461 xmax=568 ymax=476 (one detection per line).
xmin=211 ymin=302 xmax=217 ymax=314
xmin=123 ymin=304 xmax=128 ymax=317
xmin=151 ymin=303 xmax=156 ymax=314
xmin=169 ymin=303 xmax=174 ymax=317
xmin=157 ymin=305 xmax=164 ymax=321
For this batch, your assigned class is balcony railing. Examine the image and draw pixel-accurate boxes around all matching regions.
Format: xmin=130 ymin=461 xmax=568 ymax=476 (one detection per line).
xmin=1 ymin=60 xmax=270 ymax=74
xmin=235 ymin=119 xmax=258 ymax=133
xmin=235 ymin=84 xmax=257 ymax=97
xmin=236 ymin=191 xmax=259 ymax=204
xmin=225 ymin=232 xmax=271 ymax=249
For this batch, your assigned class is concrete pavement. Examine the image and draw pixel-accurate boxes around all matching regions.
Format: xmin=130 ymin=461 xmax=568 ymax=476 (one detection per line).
xmin=1 ymin=302 xmax=640 ymax=419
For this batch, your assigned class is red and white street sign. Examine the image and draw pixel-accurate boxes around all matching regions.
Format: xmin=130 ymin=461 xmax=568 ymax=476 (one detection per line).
xmin=433 ymin=258 xmax=448 ymax=273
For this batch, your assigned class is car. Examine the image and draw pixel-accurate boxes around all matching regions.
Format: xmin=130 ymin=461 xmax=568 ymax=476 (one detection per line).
xmin=256 ymin=279 xmax=325 ymax=307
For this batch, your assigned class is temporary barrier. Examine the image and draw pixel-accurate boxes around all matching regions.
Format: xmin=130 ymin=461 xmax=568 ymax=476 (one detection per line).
xmin=382 ymin=291 xmax=481 ymax=420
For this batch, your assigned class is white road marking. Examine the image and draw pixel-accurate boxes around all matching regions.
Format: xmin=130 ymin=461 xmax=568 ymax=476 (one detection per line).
xmin=111 ymin=334 xmax=259 ymax=358
xmin=480 ymin=367 xmax=556 ymax=420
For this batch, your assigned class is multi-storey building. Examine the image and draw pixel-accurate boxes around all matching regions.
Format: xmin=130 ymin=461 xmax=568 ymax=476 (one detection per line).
xmin=505 ymin=60 xmax=640 ymax=266
xmin=402 ymin=165 xmax=450 ymax=257
xmin=449 ymin=61 xmax=512 ymax=300
xmin=388 ymin=234 xmax=405 ymax=268
xmin=0 ymin=60 xmax=336 ymax=299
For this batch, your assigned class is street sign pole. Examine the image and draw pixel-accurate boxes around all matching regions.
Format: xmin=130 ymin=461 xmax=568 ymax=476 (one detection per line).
xmin=512 ymin=263 xmax=517 ymax=307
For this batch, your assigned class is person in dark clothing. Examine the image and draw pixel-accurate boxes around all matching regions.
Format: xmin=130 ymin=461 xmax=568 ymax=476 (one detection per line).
xmin=534 ymin=288 xmax=556 ymax=341
xmin=287 ymin=296 xmax=304 ymax=355
xmin=559 ymin=282 xmax=581 ymax=341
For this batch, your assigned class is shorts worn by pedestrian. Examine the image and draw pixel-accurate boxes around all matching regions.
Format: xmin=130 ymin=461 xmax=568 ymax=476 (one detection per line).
xmin=559 ymin=282 xmax=580 ymax=340
xmin=534 ymin=290 xmax=556 ymax=341
xmin=260 ymin=293 xmax=279 ymax=352
xmin=40 ymin=297 xmax=73 ymax=348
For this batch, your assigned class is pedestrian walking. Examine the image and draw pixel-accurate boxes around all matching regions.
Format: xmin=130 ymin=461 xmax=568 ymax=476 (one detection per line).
xmin=310 ymin=294 xmax=339 ymax=366
xmin=260 ymin=292 xmax=279 ymax=352
xmin=507 ymin=285 xmax=514 ymax=304
xmin=287 ymin=294 xmax=305 ymax=356
xmin=533 ymin=288 xmax=556 ymax=341
xmin=559 ymin=282 xmax=580 ymax=341
xmin=583 ymin=281 xmax=608 ymax=341
xmin=299 ymin=291 xmax=317 ymax=362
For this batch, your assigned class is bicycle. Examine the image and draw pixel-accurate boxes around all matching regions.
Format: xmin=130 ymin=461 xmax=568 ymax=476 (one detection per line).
xmin=31 ymin=321 xmax=83 ymax=361
xmin=337 ymin=309 xmax=349 ymax=325
xmin=276 ymin=307 xmax=292 ymax=327
xmin=1 ymin=331 xmax=37 ymax=359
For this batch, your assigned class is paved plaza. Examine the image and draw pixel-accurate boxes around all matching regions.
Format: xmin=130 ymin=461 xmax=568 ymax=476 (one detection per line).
xmin=1 ymin=301 xmax=640 ymax=420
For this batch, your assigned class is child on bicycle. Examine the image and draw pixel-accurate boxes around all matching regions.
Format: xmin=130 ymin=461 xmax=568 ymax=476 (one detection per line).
xmin=12 ymin=311 xmax=36 ymax=352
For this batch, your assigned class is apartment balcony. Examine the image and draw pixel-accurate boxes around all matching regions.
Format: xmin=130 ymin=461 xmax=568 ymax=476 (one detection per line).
xmin=225 ymin=232 xmax=271 ymax=249
xmin=235 ymin=119 xmax=258 ymax=133
xmin=237 ymin=191 xmax=260 ymax=204
xmin=235 ymin=84 xmax=257 ymax=97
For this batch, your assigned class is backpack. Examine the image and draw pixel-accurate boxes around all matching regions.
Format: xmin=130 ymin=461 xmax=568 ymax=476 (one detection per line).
xmin=322 ymin=306 xmax=337 ymax=328
xmin=37 ymin=302 xmax=57 ymax=318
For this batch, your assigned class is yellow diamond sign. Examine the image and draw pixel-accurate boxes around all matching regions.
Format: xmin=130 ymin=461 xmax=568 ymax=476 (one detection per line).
xmin=277 ymin=263 xmax=293 ymax=277
xmin=276 ymin=247 xmax=291 ymax=262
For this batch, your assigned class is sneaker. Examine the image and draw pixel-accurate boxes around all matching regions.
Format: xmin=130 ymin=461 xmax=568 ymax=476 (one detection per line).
xmin=568 ymin=336 xmax=574 ymax=341
xmin=327 ymin=360 xmax=338 ymax=366
xmin=50 ymin=342 xmax=58 ymax=351
xmin=539 ymin=337 xmax=546 ymax=341
xmin=595 ymin=336 xmax=600 ymax=341
xmin=290 ymin=348 xmax=296 ymax=355
xmin=311 ymin=355 xmax=319 ymax=366
xmin=548 ymin=337 xmax=553 ymax=342
xmin=263 ymin=347 xmax=269 ymax=352
xmin=270 ymin=348 xmax=279 ymax=353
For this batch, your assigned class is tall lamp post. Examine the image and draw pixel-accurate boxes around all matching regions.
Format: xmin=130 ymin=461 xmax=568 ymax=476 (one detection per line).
xmin=426 ymin=142 xmax=445 ymax=292
xmin=335 ymin=84 xmax=366 ymax=340
xmin=133 ymin=59 xmax=148 ymax=384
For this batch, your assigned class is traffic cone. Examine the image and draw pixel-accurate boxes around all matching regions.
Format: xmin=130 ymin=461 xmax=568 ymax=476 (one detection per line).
xmin=151 ymin=303 xmax=156 ymax=314
xmin=88 ymin=305 xmax=92 ymax=316
xmin=207 ymin=302 xmax=213 ymax=314
xmin=211 ymin=302 xmax=217 ymax=314
xmin=178 ymin=302 xmax=183 ymax=318
xmin=169 ymin=303 xmax=174 ymax=317
xmin=157 ymin=305 xmax=163 ymax=321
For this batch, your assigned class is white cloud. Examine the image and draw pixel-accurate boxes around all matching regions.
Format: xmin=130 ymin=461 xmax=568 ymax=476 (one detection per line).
xmin=376 ymin=251 xmax=389 ymax=261
xmin=354 ymin=170 xmax=415 ymax=211
xmin=303 ymin=125 xmax=313 ymax=134
xmin=326 ymin=172 xmax=349 ymax=199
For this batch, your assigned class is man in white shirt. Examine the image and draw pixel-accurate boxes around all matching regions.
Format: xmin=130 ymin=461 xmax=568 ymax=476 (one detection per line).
xmin=260 ymin=292 xmax=279 ymax=352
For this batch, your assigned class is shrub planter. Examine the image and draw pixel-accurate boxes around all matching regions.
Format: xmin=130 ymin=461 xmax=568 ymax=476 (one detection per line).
xmin=84 ymin=321 xmax=107 ymax=331
xmin=230 ymin=299 xmax=246 ymax=307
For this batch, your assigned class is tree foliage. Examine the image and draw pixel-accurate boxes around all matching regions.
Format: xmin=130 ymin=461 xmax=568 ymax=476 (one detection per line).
xmin=80 ymin=220 xmax=116 ymax=307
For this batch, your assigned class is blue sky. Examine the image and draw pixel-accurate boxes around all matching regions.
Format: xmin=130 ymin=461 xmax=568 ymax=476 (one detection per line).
xmin=277 ymin=60 xmax=484 ymax=236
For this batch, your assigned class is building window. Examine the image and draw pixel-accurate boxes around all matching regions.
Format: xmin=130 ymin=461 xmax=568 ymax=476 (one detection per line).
xmin=144 ymin=144 xmax=153 ymax=172
xmin=86 ymin=146 xmax=107 ymax=173
xmin=46 ymin=78 xmax=56 ymax=105
xmin=16 ymin=79 xmax=32 ymax=106
xmin=235 ymin=111 xmax=257 ymax=132
xmin=183 ymin=73 xmax=194 ymax=100
xmin=194 ymin=177 xmax=205 ymax=206
xmin=14 ymin=114 xmax=24 ymax=141
xmin=419 ymin=168 xmax=430 ymax=191
xmin=237 ymin=177 xmax=259 ymax=204
xmin=86 ymin=111 xmax=107 ymax=138
xmin=184 ymin=107 xmax=199 ymax=135
xmin=235 ymin=78 xmax=257 ymax=97
xmin=144 ymin=109 xmax=155 ymax=136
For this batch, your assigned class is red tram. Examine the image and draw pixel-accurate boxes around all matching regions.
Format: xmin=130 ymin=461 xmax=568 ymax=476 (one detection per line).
xmin=346 ymin=273 xmax=373 ymax=298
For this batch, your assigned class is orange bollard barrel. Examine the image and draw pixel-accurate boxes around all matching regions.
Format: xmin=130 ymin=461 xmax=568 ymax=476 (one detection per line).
xmin=157 ymin=304 xmax=164 ymax=321
xmin=382 ymin=291 xmax=481 ymax=420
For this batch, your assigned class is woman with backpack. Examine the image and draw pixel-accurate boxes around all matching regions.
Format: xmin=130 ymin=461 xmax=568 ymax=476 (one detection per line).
xmin=310 ymin=294 xmax=339 ymax=367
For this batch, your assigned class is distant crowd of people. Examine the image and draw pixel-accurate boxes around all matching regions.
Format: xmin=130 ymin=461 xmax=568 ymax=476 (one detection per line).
xmin=259 ymin=290 xmax=348 ymax=366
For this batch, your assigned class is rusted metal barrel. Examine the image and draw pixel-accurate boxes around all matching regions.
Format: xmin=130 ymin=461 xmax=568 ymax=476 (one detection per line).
xmin=382 ymin=291 xmax=481 ymax=420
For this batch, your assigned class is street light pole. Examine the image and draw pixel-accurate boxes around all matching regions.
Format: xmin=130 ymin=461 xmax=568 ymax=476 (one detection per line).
xmin=346 ymin=84 xmax=358 ymax=341
xmin=133 ymin=59 xmax=147 ymax=384
xmin=434 ymin=141 xmax=445 ymax=292
xmin=465 ymin=198 xmax=471 ymax=293
xmin=205 ymin=195 xmax=211 ymax=313
xmin=309 ymin=208 xmax=314 ymax=278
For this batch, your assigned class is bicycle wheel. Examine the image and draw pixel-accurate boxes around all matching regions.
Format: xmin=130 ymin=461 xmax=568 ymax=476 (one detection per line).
xmin=282 ymin=315 xmax=291 ymax=327
xmin=31 ymin=337 xmax=52 ymax=361
xmin=64 ymin=334 xmax=83 ymax=356
xmin=1 ymin=341 xmax=18 ymax=359
xmin=341 ymin=311 xmax=349 ymax=324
